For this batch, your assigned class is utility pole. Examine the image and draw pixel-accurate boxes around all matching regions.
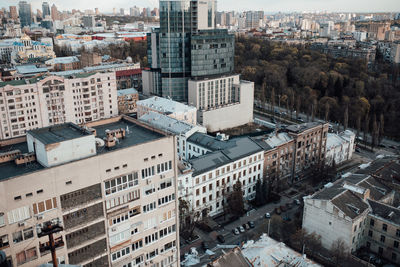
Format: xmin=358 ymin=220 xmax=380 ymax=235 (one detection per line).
xmin=37 ymin=220 xmax=63 ymax=267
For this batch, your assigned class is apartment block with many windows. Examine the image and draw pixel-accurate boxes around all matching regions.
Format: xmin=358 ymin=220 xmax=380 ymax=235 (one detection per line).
xmin=0 ymin=115 xmax=179 ymax=267
xmin=0 ymin=71 xmax=118 ymax=140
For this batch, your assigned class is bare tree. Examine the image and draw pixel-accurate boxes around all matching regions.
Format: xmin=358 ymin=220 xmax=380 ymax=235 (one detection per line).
xmin=343 ymin=104 xmax=349 ymax=130
xmin=330 ymin=238 xmax=349 ymax=267
xmin=179 ymin=198 xmax=201 ymax=239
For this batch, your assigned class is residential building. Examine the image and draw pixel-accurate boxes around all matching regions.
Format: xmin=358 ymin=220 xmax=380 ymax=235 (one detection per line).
xmin=182 ymin=133 xmax=264 ymax=217
xmin=188 ymin=76 xmax=254 ymax=132
xmin=45 ymin=56 xmax=80 ymax=72
xmin=117 ymin=88 xmax=139 ymax=114
xmin=366 ymin=200 xmax=400 ymax=264
xmin=245 ymin=11 xmax=264 ymax=29
xmin=18 ymin=1 xmax=32 ymax=27
xmin=139 ymin=112 xmax=206 ymax=161
xmin=0 ymin=116 xmax=180 ymax=266
xmin=82 ymin=16 xmax=95 ymax=29
xmin=390 ymin=43 xmax=400 ymax=64
xmin=0 ymin=71 xmax=118 ymax=139
xmin=9 ymin=6 xmax=18 ymax=20
xmin=325 ymin=130 xmax=355 ymax=166
xmin=302 ymin=159 xmax=397 ymax=255
xmin=80 ymin=51 xmax=102 ymax=67
xmin=368 ymin=22 xmax=391 ymax=41
xmin=51 ymin=4 xmax=60 ymax=21
xmin=137 ymin=97 xmax=197 ymax=125
xmin=116 ymin=69 xmax=142 ymax=91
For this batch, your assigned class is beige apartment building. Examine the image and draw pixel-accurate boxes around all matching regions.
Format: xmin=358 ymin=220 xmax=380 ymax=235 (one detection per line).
xmin=0 ymin=116 xmax=180 ymax=267
xmin=0 ymin=71 xmax=118 ymax=140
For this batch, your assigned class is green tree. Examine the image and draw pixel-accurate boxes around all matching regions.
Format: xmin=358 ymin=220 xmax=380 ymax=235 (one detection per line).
xmin=227 ymin=181 xmax=245 ymax=217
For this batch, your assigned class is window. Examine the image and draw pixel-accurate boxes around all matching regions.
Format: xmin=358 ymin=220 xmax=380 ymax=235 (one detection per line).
xmin=111 ymin=246 xmax=131 ymax=262
xmin=370 ymin=218 xmax=375 ymax=226
xmin=7 ymin=206 xmax=30 ymax=224
xmin=16 ymin=247 xmax=37 ymax=265
xmin=354 ymin=225 xmax=357 ymax=232
xmin=141 ymin=166 xmax=155 ymax=179
xmin=383 ymin=224 xmax=387 ymax=232
xmin=0 ymin=213 xmax=4 ymax=226
xmin=378 ymin=247 xmax=383 ymax=255
xmin=0 ymin=234 xmax=9 ymax=249
xmin=380 ymin=235 xmax=385 ymax=243
xmin=394 ymin=241 xmax=399 ymax=248
xmin=392 ymin=253 xmax=397 ymax=261
xmin=13 ymin=227 xmax=33 ymax=244
xmin=143 ymin=202 xmax=156 ymax=213
xmin=368 ymin=230 xmax=373 ymax=237
xmin=32 ymin=198 xmax=57 ymax=214
xmin=104 ymin=172 xmax=138 ymax=195
xmin=396 ymin=229 xmax=400 ymax=237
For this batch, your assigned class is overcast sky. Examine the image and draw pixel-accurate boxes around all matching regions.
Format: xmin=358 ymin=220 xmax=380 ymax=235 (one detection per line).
xmin=2 ymin=0 xmax=399 ymax=13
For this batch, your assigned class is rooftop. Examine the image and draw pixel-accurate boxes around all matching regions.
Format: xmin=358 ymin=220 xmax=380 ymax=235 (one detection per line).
xmin=368 ymin=199 xmax=400 ymax=226
xmin=27 ymin=123 xmax=92 ymax=145
xmin=188 ymin=132 xmax=234 ymax=151
xmin=139 ymin=112 xmax=201 ymax=136
xmin=286 ymin=122 xmax=325 ymax=134
xmin=117 ymin=88 xmax=138 ymax=96
xmin=45 ymin=56 xmax=79 ymax=65
xmin=16 ymin=65 xmax=48 ymax=75
xmin=331 ymin=190 xmax=369 ymax=219
xmin=263 ymin=132 xmax=293 ymax=148
xmin=241 ymin=234 xmax=321 ymax=267
xmin=0 ymin=117 xmax=165 ymax=181
xmin=137 ymin=96 xmax=196 ymax=114
xmin=188 ymin=137 xmax=263 ymax=176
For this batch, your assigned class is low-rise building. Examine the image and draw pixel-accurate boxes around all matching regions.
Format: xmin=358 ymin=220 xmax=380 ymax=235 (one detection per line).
xmin=10 ymin=34 xmax=56 ymax=64
xmin=117 ymin=88 xmax=139 ymax=114
xmin=137 ymin=96 xmax=197 ymax=125
xmin=188 ymin=75 xmax=254 ymax=132
xmin=182 ymin=134 xmax=264 ymax=217
xmin=45 ymin=56 xmax=80 ymax=72
xmin=325 ymin=130 xmax=355 ymax=166
xmin=0 ymin=116 xmax=180 ymax=267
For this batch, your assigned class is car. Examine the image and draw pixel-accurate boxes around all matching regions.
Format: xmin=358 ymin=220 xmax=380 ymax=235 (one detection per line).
xmin=355 ymin=147 xmax=361 ymax=153
xmin=294 ymin=199 xmax=301 ymax=205
xmin=243 ymin=223 xmax=250 ymax=230
xmin=217 ymin=234 xmax=225 ymax=243
xmin=286 ymin=203 xmax=293 ymax=209
xmin=202 ymin=241 xmax=209 ymax=250
xmin=232 ymin=228 xmax=239 ymax=235
xmin=265 ymin=212 xmax=271 ymax=219
xmin=239 ymin=226 xmax=245 ymax=233
xmin=248 ymin=221 xmax=255 ymax=228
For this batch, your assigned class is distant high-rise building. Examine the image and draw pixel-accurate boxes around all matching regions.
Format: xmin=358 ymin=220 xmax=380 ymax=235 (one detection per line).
xmin=120 ymin=8 xmax=124 ymax=15
xmin=245 ymin=11 xmax=264 ymax=29
xmin=113 ymin=8 xmax=116 ymax=15
xmin=9 ymin=6 xmax=18 ymax=20
xmin=36 ymin=9 xmax=42 ymax=19
xmin=82 ymin=15 xmax=95 ymax=28
xmin=42 ymin=2 xmax=50 ymax=18
xmin=95 ymin=8 xmax=99 ymax=15
xmin=18 ymin=1 xmax=32 ymax=27
xmin=51 ymin=4 xmax=59 ymax=21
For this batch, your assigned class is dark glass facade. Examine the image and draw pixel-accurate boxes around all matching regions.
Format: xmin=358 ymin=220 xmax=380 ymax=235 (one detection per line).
xmin=18 ymin=1 xmax=32 ymax=27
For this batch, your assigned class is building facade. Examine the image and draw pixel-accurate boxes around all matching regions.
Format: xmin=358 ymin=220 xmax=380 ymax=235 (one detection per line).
xmin=18 ymin=1 xmax=32 ymax=27
xmin=117 ymin=88 xmax=139 ymax=114
xmin=0 ymin=71 xmax=118 ymax=139
xmin=0 ymin=116 xmax=180 ymax=267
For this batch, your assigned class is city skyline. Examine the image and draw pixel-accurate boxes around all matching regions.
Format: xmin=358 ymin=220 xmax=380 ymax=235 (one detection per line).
xmin=1 ymin=0 xmax=400 ymax=13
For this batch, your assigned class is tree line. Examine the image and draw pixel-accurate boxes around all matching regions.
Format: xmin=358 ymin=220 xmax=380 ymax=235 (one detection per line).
xmin=235 ymin=37 xmax=400 ymax=142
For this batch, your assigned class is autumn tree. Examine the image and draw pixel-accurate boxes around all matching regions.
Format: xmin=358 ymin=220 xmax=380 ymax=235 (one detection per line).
xmin=227 ymin=181 xmax=245 ymax=217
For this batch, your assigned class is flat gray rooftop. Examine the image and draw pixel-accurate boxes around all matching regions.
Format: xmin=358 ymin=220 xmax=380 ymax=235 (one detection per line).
xmin=0 ymin=118 xmax=165 ymax=181
xmin=286 ymin=122 xmax=324 ymax=134
xmin=27 ymin=123 xmax=92 ymax=145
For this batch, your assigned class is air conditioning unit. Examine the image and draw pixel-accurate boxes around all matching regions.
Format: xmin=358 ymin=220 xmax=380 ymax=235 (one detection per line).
xmin=146 ymin=179 xmax=152 ymax=185
xmin=111 ymin=227 xmax=116 ymax=232
xmin=18 ymin=221 xmax=26 ymax=227
xmin=36 ymin=215 xmax=43 ymax=220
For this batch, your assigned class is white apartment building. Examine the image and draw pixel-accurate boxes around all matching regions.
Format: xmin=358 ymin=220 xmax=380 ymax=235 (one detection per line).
xmin=0 ymin=71 xmax=118 ymax=139
xmin=139 ymin=112 xmax=207 ymax=160
xmin=0 ymin=116 xmax=180 ymax=267
xmin=137 ymin=97 xmax=197 ymax=125
xmin=325 ymin=130 xmax=355 ymax=166
xmin=188 ymin=74 xmax=254 ymax=132
xmin=182 ymin=135 xmax=264 ymax=217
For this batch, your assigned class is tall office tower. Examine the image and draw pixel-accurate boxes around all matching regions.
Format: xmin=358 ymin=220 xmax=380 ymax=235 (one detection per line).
xmin=42 ymin=2 xmax=50 ymax=18
xmin=9 ymin=6 xmax=18 ymax=20
xmin=95 ymin=8 xmax=99 ymax=15
xmin=120 ymin=8 xmax=125 ymax=16
xmin=144 ymin=0 xmax=235 ymax=102
xmin=18 ymin=1 xmax=32 ymax=27
xmin=51 ymin=4 xmax=59 ymax=21
xmin=245 ymin=11 xmax=264 ymax=29
xmin=0 ymin=116 xmax=180 ymax=267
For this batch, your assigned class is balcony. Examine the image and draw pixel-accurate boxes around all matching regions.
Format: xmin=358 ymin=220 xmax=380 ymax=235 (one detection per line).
xmin=39 ymin=236 xmax=64 ymax=255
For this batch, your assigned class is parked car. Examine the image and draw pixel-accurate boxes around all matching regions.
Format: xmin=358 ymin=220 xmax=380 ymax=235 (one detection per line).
xmin=265 ymin=212 xmax=271 ymax=219
xmin=202 ymin=241 xmax=209 ymax=250
xmin=274 ymin=207 xmax=281 ymax=215
xmin=239 ymin=226 xmax=245 ymax=233
xmin=243 ymin=223 xmax=250 ymax=230
xmin=248 ymin=221 xmax=255 ymax=228
xmin=217 ymin=234 xmax=225 ymax=243
xmin=294 ymin=199 xmax=301 ymax=205
xmin=232 ymin=228 xmax=239 ymax=235
xmin=355 ymin=147 xmax=361 ymax=153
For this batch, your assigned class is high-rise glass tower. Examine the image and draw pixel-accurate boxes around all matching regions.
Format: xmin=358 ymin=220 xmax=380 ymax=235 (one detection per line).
xmin=18 ymin=1 xmax=32 ymax=27
xmin=42 ymin=2 xmax=50 ymax=18
xmin=145 ymin=0 xmax=234 ymax=102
